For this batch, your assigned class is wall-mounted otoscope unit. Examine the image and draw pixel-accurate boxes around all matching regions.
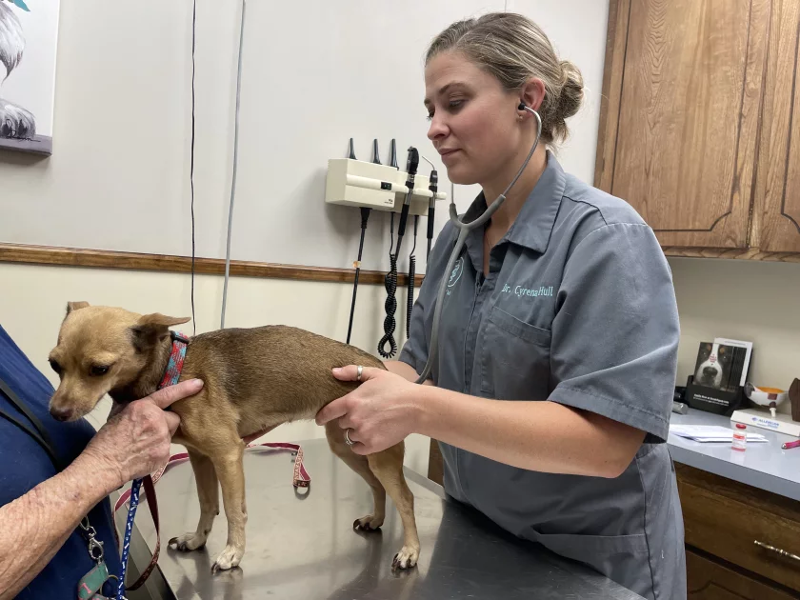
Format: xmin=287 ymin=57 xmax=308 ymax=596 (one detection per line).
xmin=327 ymin=139 xmax=446 ymax=356
xmin=325 ymin=143 xmax=447 ymax=217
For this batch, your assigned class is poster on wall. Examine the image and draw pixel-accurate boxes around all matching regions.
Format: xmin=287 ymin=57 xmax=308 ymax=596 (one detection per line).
xmin=0 ymin=0 xmax=60 ymax=155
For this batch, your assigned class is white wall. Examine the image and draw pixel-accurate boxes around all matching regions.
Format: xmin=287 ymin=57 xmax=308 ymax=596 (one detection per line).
xmin=0 ymin=0 xmax=606 ymax=275
xmin=0 ymin=0 xmax=503 ymax=274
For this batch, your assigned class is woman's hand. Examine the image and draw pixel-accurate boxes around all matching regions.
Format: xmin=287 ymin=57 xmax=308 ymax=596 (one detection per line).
xmin=316 ymin=366 xmax=421 ymax=455
xmin=82 ymin=378 xmax=204 ymax=489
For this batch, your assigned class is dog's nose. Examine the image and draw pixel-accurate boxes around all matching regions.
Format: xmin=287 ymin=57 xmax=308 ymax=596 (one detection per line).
xmin=50 ymin=406 xmax=74 ymax=422
xmin=703 ymin=366 xmax=717 ymax=377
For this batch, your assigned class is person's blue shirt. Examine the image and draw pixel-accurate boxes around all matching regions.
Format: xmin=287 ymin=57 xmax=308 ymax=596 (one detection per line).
xmin=0 ymin=324 xmax=121 ymax=599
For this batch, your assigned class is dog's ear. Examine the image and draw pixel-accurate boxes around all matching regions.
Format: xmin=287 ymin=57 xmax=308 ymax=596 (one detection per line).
xmin=66 ymin=301 xmax=90 ymax=315
xmin=130 ymin=313 xmax=191 ymax=351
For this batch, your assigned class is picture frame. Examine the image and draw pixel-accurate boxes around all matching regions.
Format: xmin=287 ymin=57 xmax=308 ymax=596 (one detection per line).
xmin=0 ymin=0 xmax=61 ymax=156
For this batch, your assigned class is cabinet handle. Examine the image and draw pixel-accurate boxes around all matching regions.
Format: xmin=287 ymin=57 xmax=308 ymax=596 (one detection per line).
xmin=754 ymin=540 xmax=800 ymax=563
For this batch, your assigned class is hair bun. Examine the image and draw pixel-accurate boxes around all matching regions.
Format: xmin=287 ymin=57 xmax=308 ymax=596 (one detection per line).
xmin=558 ymin=60 xmax=584 ymax=121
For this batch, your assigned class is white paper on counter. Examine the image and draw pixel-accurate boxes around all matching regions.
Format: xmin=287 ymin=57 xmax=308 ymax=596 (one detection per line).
xmin=669 ymin=424 xmax=768 ymax=443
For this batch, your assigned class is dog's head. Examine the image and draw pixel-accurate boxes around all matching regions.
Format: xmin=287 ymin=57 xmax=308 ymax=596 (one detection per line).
xmin=47 ymin=302 xmax=190 ymax=421
xmin=694 ymin=342 xmax=732 ymax=389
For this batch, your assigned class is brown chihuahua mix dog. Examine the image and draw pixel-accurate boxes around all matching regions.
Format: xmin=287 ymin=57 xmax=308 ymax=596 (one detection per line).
xmin=47 ymin=302 xmax=420 ymax=572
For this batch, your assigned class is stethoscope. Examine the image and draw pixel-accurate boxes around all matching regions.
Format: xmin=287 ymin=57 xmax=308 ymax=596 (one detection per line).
xmin=414 ymin=101 xmax=542 ymax=385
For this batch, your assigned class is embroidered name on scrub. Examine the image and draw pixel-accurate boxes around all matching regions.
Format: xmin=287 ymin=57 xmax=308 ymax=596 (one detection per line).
xmin=501 ymin=284 xmax=554 ymax=298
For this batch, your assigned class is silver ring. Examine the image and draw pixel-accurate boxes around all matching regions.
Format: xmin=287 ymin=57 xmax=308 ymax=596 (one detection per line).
xmin=345 ymin=429 xmax=355 ymax=446
xmin=356 ymin=365 xmax=363 ymax=381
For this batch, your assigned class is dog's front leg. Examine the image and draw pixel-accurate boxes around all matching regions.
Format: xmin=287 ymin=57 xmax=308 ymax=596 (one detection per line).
xmin=210 ymin=443 xmax=247 ymax=572
xmin=168 ymin=449 xmax=219 ymax=552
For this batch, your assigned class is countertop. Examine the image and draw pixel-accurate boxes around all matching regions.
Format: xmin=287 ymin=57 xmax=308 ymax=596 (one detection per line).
xmin=125 ymin=438 xmax=644 ymax=600
xmin=668 ymin=408 xmax=800 ymax=500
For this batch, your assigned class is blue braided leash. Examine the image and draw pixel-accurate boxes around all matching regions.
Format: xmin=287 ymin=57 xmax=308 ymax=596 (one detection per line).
xmin=116 ymin=332 xmax=188 ymax=600
xmin=116 ymin=478 xmax=142 ymax=599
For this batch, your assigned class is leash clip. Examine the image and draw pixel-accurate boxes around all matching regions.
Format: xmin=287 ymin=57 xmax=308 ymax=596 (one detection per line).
xmin=87 ymin=536 xmax=105 ymax=563
xmin=79 ymin=517 xmax=105 ymax=563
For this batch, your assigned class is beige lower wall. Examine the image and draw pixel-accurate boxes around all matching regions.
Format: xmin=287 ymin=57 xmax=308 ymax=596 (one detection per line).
xmin=2 ymin=256 xmax=798 ymax=474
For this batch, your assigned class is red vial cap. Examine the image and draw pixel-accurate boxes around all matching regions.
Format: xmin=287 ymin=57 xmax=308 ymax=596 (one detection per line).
xmin=735 ymin=423 xmax=747 ymax=429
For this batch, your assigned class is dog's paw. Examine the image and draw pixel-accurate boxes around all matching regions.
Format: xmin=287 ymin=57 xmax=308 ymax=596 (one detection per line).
xmin=168 ymin=532 xmax=208 ymax=552
xmin=353 ymin=514 xmax=384 ymax=532
xmin=391 ymin=545 xmax=419 ymax=570
xmin=211 ymin=545 xmax=244 ymax=572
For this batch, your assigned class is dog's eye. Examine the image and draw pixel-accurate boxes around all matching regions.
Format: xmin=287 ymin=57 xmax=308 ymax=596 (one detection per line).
xmin=49 ymin=360 xmax=62 ymax=375
xmin=90 ymin=365 xmax=110 ymax=377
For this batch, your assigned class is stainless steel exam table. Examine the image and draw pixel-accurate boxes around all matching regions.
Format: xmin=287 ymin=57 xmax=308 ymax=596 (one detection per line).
xmin=120 ymin=438 xmax=645 ymax=600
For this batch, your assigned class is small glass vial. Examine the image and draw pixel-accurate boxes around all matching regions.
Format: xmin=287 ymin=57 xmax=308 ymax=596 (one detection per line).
xmin=732 ymin=423 xmax=747 ymax=451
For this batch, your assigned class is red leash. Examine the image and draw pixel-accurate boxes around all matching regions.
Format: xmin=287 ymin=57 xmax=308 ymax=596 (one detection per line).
xmin=113 ymin=441 xmax=310 ymax=590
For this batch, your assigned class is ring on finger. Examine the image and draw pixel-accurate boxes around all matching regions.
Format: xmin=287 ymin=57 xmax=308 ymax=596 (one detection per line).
xmin=356 ymin=365 xmax=363 ymax=382
xmin=345 ymin=428 xmax=355 ymax=446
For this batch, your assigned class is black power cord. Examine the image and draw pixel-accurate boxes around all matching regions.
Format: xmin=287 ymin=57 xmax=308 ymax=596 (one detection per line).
xmin=346 ymin=207 xmax=371 ymax=345
xmin=189 ymin=0 xmax=197 ymax=336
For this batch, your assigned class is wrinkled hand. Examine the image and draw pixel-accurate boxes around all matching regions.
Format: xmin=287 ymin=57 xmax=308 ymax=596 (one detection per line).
xmin=316 ymin=366 xmax=419 ymax=455
xmin=84 ymin=379 xmax=204 ymax=488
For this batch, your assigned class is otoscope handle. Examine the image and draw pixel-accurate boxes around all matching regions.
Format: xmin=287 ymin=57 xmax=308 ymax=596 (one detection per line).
xmin=427 ymin=205 xmax=435 ymax=243
xmin=427 ymin=168 xmax=437 ymax=244
xmin=426 ymin=168 xmax=437 ymax=259
xmin=397 ymin=204 xmax=411 ymax=239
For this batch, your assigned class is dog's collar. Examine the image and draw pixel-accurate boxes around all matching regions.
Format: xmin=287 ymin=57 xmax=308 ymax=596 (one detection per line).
xmin=157 ymin=331 xmax=190 ymax=390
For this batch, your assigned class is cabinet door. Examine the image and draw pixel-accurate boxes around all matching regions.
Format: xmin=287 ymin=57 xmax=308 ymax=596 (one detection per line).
xmin=752 ymin=0 xmax=800 ymax=253
xmin=595 ymin=0 xmax=771 ymax=248
xmin=687 ymin=548 xmax=797 ymax=600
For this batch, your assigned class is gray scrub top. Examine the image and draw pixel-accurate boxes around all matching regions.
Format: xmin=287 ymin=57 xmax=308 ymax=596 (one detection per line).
xmin=399 ymin=152 xmax=686 ymax=600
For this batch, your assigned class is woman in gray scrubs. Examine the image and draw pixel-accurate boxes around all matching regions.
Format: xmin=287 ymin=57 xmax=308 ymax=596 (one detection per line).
xmin=318 ymin=12 xmax=685 ymax=600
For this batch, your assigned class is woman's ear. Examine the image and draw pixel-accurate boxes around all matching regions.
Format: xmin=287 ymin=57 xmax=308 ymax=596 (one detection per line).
xmin=519 ymin=78 xmax=546 ymax=114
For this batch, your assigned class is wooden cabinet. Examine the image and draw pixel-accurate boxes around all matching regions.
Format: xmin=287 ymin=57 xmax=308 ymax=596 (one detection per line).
xmin=677 ymin=463 xmax=800 ymax=599
xmin=687 ymin=549 xmax=797 ymax=600
xmin=596 ymin=0 xmax=800 ymax=261
xmin=752 ymin=0 xmax=800 ymax=253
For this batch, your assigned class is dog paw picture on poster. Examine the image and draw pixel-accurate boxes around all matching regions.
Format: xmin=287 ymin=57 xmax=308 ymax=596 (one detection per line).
xmin=0 ymin=0 xmax=60 ymax=155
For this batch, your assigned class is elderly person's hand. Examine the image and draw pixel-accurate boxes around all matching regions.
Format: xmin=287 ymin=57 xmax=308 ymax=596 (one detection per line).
xmin=83 ymin=378 xmax=203 ymax=487
xmin=0 ymin=377 xmax=204 ymax=600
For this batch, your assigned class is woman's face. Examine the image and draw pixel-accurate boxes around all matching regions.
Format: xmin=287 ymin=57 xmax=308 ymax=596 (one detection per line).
xmin=424 ymin=51 xmax=525 ymax=187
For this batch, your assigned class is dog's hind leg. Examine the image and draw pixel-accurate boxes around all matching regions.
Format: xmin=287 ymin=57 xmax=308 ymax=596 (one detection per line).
xmin=367 ymin=443 xmax=420 ymax=570
xmin=168 ymin=449 xmax=219 ymax=552
xmin=326 ymin=423 xmax=386 ymax=531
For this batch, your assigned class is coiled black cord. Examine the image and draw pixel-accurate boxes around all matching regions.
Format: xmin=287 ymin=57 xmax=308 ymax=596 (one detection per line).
xmin=379 ymin=213 xmax=398 ymax=358
xmin=407 ymin=215 xmax=418 ymax=339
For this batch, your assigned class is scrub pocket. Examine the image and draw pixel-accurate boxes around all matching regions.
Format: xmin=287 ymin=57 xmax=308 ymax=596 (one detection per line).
xmin=534 ymin=531 xmax=652 ymax=599
xmin=480 ymin=305 xmax=551 ymax=400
